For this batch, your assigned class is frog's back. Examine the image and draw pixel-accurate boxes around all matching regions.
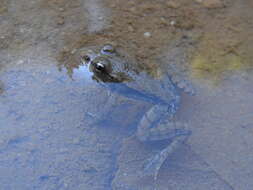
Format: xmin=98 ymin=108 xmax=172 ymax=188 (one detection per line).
xmin=106 ymin=55 xmax=179 ymax=105
xmin=123 ymin=71 xmax=179 ymax=105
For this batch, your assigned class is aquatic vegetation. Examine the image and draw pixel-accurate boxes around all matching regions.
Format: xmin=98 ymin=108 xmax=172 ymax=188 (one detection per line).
xmin=0 ymin=0 xmax=8 ymax=14
xmin=191 ymin=49 xmax=246 ymax=83
xmin=190 ymin=16 xmax=253 ymax=84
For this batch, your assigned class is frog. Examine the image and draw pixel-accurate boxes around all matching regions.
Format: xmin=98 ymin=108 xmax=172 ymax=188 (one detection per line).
xmin=76 ymin=44 xmax=194 ymax=180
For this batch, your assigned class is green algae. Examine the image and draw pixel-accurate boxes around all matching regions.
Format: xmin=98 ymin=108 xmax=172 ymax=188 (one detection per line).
xmin=191 ymin=52 xmax=245 ymax=83
xmin=190 ymin=30 xmax=253 ymax=84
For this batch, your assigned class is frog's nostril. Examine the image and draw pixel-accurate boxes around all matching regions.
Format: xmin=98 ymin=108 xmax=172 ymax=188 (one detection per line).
xmin=81 ymin=55 xmax=91 ymax=63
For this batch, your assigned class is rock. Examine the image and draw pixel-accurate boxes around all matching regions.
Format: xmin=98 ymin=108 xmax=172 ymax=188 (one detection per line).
xmin=170 ymin=20 xmax=176 ymax=26
xmin=143 ymin=32 xmax=151 ymax=38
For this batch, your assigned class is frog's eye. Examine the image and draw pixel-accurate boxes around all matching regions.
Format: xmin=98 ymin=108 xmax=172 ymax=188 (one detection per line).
xmin=95 ymin=62 xmax=105 ymax=72
xmin=91 ymin=57 xmax=111 ymax=74
xmin=101 ymin=44 xmax=115 ymax=54
xmin=81 ymin=55 xmax=91 ymax=63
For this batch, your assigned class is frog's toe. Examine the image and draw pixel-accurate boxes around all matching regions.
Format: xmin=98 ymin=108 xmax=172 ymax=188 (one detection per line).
xmin=138 ymin=117 xmax=191 ymax=142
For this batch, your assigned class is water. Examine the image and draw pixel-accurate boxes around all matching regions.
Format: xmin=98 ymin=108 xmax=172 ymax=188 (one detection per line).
xmin=1 ymin=0 xmax=253 ymax=189
xmin=0 ymin=60 xmax=239 ymax=190
xmin=0 ymin=58 xmax=249 ymax=189
xmin=0 ymin=63 xmax=121 ymax=190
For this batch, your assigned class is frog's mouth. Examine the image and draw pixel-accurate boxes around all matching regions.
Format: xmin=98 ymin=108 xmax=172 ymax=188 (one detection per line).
xmin=91 ymin=68 xmax=127 ymax=83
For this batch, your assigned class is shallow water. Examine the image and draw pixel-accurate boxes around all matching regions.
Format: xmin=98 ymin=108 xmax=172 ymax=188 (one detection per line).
xmin=0 ymin=59 xmax=241 ymax=190
xmin=0 ymin=63 xmax=120 ymax=190
xmin=0 ymin=0 xmax=253 ymax=190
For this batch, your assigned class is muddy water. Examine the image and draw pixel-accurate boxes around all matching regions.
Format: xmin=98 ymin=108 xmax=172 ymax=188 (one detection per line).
xmin=0 ymin=0 xmax=253 ymax=189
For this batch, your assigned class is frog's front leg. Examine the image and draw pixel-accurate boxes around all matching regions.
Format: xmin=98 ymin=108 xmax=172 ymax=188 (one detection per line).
xmin=137 ymin=104 xmax=191 ymax=180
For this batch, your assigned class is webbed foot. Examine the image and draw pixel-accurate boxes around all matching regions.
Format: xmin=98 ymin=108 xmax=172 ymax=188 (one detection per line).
xmin=137 ymin=104 xmax=191 ymax=180
xmin=140 ymin=134 xmax=190 ymax=180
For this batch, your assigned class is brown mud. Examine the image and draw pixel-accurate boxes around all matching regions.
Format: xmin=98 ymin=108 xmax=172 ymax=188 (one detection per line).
xmin=1 ymin=0 xmax=252 ymax=83
xmin=52 ymin=0 xmax=253 ymax=83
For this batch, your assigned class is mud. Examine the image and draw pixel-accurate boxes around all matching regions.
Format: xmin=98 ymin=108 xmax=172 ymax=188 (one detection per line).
xmin=1 ymin=0 xmax=252 ymax=82
xmin=54 ymin=0 xmax=253 ymax=83
xmin=191 ymin=0 xmax=253 ymax=83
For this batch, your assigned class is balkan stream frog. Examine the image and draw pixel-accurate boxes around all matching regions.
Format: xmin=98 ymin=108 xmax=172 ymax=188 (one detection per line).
xmin=77 ymin=44 xmax=193 ymax=179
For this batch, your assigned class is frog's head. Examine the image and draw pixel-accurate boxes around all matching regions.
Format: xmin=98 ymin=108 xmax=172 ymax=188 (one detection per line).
xmin=79 ymin=44 xmax=115 ymax=64
xmin=78 ymin=44 xmax=132 ymax=83
xmin=89 ymin=55 xmax=132 ymax=83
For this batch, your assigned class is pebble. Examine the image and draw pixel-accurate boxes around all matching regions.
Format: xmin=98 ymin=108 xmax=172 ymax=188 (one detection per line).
xmin=143 ymin=32 xmax=151 ymax=38
xmin=170 ymin=20 xmax=176 ymax=26
xmin=71 ymin=48 xmax=77 ymax=54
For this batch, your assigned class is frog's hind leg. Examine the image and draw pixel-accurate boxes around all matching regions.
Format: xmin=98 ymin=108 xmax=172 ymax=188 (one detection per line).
xmin=136 ymin=104 xmax=191 ymax=180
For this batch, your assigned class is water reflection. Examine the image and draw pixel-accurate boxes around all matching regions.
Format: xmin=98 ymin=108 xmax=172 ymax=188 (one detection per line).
xmin=72 ymin=64 xmax=94 ymax=81
xmin=0 ymin=64 xmax=122 ymax=190
xmin=0 ymin=59 xmax=238 ymax=190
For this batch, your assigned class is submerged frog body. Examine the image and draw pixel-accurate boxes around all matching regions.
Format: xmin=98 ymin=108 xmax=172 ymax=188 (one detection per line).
xmin=77 ymin=44 xmax=193 ymax=179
